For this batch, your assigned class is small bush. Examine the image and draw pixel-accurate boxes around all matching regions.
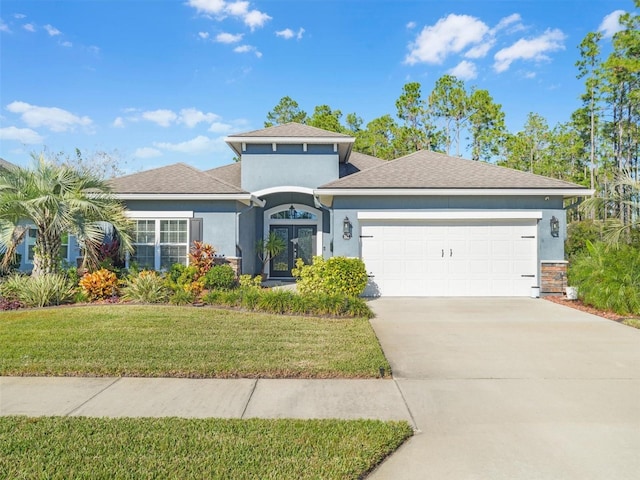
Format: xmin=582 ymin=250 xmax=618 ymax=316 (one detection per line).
xmin=569 ymin=241 xmax=640 ymax=315
xmin=79 ymin=268 xmax=119 ymax=301
xmin=0 ymin=273 xmax=76 ymax=308
xmin=121 ymin=271 xmax=169 ymax=304
xmin=203 ymin=264 xmax=236 ymax=290
xmin=239 ymin=274 xmax=263 ymax=290
xmin=293 ymin=256 xmax=368 ymax=297
xmin=169 ymin=288 xmax=197 ymax=305
xmin=565 ymin=220 xmax=603 ymax=260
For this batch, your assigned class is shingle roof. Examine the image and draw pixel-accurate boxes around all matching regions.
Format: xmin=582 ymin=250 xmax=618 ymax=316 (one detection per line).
xmin=227 ymin=122 xmax=353 ymax=139
xmin=339 ymin=151 xmax=387 ymax=178
xmin=110 ymin=163 xmax=246 ymax=194
xmin=205 ymin=163 xmax=241 ymax=188
xmin=320 ymin=150 xmax=587 ymax=190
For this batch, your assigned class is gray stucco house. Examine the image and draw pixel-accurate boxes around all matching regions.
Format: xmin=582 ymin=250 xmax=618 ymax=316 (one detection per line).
xmin=105 ymin=122 xmax=592 ymax=297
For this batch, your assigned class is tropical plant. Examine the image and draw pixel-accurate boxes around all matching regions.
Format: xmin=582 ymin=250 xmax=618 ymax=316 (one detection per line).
xmin=121 ymin=270 xmax=168 ymax=303
xmin=0 ymin=273 xmax=76 ymax=307
xmin=188 ymin=241 xmax=216 ymax=279
xmin=0 ymin=154 xmax=132 ymax=276
xmin=255 ymin=232 xmax=286 ymax=276
xmin=79 ymin=268 xmax=119 ymax=300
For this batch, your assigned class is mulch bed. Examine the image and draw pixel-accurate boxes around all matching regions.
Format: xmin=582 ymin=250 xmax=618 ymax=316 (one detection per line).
xmin=544 ymin=295 xmax=632 ymax=322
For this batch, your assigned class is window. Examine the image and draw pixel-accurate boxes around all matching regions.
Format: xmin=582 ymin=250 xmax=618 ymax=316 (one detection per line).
xmin=131 ymin=219 xmax=188 ymax=270
xmin=60 ymin=232 xmax=69 ymax=261
xmin=25 ymin=228 xmax=71 ymax=263
xmin=270 ymin=210 xmax=317 ymax=220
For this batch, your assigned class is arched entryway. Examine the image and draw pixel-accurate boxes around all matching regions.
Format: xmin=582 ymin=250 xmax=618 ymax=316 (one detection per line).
xmin=264 ymin=203 xmax=323 ymax=277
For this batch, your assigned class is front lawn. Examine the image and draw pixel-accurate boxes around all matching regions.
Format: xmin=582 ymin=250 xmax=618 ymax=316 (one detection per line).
xmin=0 ymin=305 xmax=389 ymax=378
xmin=0 ymin=416 xmax=412 ymax=479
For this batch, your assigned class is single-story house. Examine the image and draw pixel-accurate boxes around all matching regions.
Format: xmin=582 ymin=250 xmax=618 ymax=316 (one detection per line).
xmin=6 ymin=123 xmax=593 ymax=296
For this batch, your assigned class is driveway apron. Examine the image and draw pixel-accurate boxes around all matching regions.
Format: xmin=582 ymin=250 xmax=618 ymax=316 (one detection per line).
xmin=368 ymin=297 xmax=640 ymax=480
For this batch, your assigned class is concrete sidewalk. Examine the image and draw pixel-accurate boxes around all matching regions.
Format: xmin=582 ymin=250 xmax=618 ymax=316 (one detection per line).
xmin=0 ymin=376 xmax=414 ymax=423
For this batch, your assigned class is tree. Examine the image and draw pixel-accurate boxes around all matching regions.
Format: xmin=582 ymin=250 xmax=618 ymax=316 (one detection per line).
xmin=395 ymin=82 xmax=434 ymax=154
xmin=264 ymin=96 xmax=307 ymax=127
xmin=468 ymin=88 xmax=507 ymax=161
xmin=359 ymin=115 xmax=399 ymax=160
xmin=499 ymin=113 xmax=551 ymax=174
xmin=0 ymin=154 xmax=133 ymax=275
xmin=429 ymin=75 xmax=470 ymax=156
xmin=307 ymin=104 xmax=345 ymax=133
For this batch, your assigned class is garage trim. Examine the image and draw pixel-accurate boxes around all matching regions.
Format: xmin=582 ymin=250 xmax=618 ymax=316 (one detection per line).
xmin=357 ymin=211 xmax=543 ymax=221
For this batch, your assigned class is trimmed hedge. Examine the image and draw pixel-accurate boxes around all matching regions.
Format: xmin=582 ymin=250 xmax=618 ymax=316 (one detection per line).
xmin=292 ymin=256 xmax=368 ymax=297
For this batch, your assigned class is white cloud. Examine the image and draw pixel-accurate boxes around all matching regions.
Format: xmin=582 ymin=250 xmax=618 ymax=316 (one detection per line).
xmin=154 ymin=135 xmax=219 ymax=154
xmin=134 ymin=147 xmax=162 ymax=159
xmin=216 ymin=32 xmax=243 ymax=43
xmin=226 ymin=1 xmax=249 ymax=16
xmin=243 ymin=9 xmax=271 ymax=30
xmin=599 ymin=10 xmax=626 ymax=38
xmin=112 ymin=117 xmax=125 ymax=128
xmin=465 ymin=40 xmax=494 ymax=59
xmin=141 ymin=109 xmax=177 ymax=127
xmin=492 ymin=13 xmax=523 ymax=34
xmin=0 ymin=126 xmax=44 ymax=144
xmin=6 ymin=101 xmax=92 ymax=132
xmin=188 ymin=0 xmax=226 ymax=15
xmin=44 ymin=24 xmax=61 ymax=36
xmin=61 ymin=40 xmax=72 ymax=47
xmin=14 ymin=14 xmax=26 ymax=19
xmin=198 ymin=31 xmax=210 ymax=39
xmin=234 ymin=44 xmax=261 ymax=57
xmin=208 ymin=122 xmax=233 ymax=133
xmin=0 ymin=20 xmax=11 ymax=33
xmin=493 ymin=28 xmax=566 ymax=73
xmin=523 ymin=71 xmax=537 ymax=79
xmin=276 ymin=27 xmax=304 ymax=40
xmin=448 ymin=60 xmax=478 ymax=80
xmin=23 ymin=23 xmax=35 ymax=32
xmin=406 ymin=21 xmax=416 ymax=30
xmin=405 ymin=14 xmax=490 ymax=65
xmin=178 ymin=108 xmax=220 ymax=128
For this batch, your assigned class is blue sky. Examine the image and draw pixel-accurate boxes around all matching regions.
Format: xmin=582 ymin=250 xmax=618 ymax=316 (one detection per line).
xmin=0 ymin=0 xmax=633 ymax=173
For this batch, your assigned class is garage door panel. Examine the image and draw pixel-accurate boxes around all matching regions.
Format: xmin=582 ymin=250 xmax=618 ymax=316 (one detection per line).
xmin=361 ymin=219 xmax=538 ymax=297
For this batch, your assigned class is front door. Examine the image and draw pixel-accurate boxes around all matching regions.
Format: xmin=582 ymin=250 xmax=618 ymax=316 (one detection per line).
xmin=269 ymin=225 xmax=316 ymax=277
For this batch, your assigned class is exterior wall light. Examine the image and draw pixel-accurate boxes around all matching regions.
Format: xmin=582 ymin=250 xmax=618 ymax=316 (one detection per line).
xmin=550 ymin=216 xmax=560 ymax=238
xmin=288 ymin=204 xmax=296 ymax=219
xmin=343 ymin=217 xmax=352 ymax=240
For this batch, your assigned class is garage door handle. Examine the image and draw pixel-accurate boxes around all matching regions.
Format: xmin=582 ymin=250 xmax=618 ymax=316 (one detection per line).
xmin=441 ymin=249 xmax=444 ymax=257
xmin=450 ymin=248 xmax=453 ymax=257
xmin=367 ymin=274 xmax=375 ymax=278
xmin=521 ymin=274 xmax=535 ymax=277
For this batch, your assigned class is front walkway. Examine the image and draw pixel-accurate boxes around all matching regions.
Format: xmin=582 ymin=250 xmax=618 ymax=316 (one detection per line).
xmin=0 ymin=377 xmax=412 ymax=422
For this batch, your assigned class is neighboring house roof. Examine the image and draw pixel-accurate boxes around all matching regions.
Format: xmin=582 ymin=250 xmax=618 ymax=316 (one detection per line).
xmin=110 ymin=162 xmax=247 ymax=195
xmin=320 ymin=150 xmax=588 ymax=191
xmin=228 ymin=122 xmax=353 ymax=139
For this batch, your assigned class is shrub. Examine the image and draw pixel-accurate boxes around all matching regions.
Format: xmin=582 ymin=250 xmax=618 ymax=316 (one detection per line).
xmin=569 ymin=241 xmax=640 ymax=315
xmin=293 ymin=256 xmax=368 ymax=297
xmin=188 ymin=241 xmax=216 ymax=279
xmin=0 ymin=273 xmax=76 ymax=308
xmin=121 ymin=271 xmax=169 ymax=303
xmin=239 ymin=274 xmax=263 ymax=289
xmin=565 ymin=220 xmax=603 ymax=260
xmin=169 ymin=288 xmax=197 ymax=306
xmin=79 ymin=268 xmax=119 ymax=301
xmin=203 ymin=264 xmax=236 ymax=290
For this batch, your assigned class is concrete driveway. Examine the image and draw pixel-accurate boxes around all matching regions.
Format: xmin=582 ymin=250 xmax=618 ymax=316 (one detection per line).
xmin=368 ymin=298 xmax=640 ymax=480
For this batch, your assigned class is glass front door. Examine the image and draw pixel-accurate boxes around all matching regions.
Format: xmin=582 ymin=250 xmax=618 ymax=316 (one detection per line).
xmin=269 ymin=225 xmax=316 ymax=277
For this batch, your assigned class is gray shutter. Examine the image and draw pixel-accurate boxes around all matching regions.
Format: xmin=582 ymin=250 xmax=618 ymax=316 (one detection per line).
xmin=190 ymin=218 xmax=203 ymax=244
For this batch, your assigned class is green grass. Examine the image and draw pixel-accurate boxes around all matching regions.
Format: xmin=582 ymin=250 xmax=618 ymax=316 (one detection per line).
xmin=622 ymin=318 xmax=640 ymax=329
xmin=0 ymin=416 xmax=412 ymax=479
xmin=0 ymin=305 xmax=389 ymax=378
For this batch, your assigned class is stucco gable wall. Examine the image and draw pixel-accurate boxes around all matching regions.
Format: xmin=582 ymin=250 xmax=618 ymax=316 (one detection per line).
xmin=241 ymin=153 xmax=339 ymax=191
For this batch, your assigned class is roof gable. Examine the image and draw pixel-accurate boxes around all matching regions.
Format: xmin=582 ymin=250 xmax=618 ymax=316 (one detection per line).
xmin=228 ymin=122 xmax=353 ymax=139
xmin=321 ymin=150 xmax=588 ymax=190
xmin=110 ymin=163 xmax=246 ymax=195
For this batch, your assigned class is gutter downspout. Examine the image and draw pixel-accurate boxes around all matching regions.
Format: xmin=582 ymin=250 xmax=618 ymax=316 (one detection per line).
xmin=236 ymin=195 xmax=266 ymax=273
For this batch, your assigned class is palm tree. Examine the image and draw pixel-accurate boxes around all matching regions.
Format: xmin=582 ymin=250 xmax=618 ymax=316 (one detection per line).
xmin=0 ymin=154 xmax=133 ymax=275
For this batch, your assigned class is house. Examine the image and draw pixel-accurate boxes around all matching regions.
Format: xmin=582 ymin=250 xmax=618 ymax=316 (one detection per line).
xmin=107 ymin=123 xmax=592 ymax=297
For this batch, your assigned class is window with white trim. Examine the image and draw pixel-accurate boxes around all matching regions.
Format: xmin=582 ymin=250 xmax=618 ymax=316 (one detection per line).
xmin=131 ymin=219 xmax=188 ymax=270
xmin=25 ymin=228 xmax=71 ymax=263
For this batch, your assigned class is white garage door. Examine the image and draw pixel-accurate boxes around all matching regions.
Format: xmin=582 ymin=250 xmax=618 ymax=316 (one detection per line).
xmin=361 ymin=219 xmax=538 ymax=297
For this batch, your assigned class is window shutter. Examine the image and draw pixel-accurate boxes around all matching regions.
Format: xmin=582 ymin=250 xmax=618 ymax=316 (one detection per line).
xmin=190 ymin=218 xmax=203 ymax=243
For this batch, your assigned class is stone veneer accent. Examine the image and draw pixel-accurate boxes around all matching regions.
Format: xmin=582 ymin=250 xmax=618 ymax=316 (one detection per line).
xmin=213 ymin=256 xmax=241 ymax=276
xmin=540 ymin=261 xmax=568 ymax=294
